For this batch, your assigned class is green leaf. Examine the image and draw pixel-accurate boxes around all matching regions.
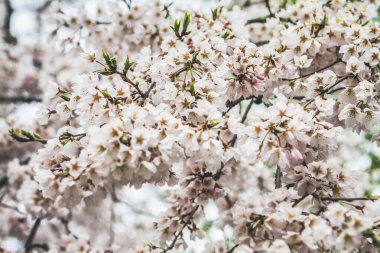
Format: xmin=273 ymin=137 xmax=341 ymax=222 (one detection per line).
xmin=211 ymin=8 xmax=218 ymax=21
xmin=102 ymin=49 xmax=111 ymax=64
xmin=363 ymin=229 xmax=380 ymax=248
xmin=9 ymin=129 xmax=23 ymax=142
xmin=280 ymin=0 xmax=288 ymax=8
xmin=192 ymin=51 xmax=200 ymax=62
xmin=243 ymin=0 xmax=252 ymax=8
xmin=101 ymin=89 xmax=113 ymax=101
xmin=60 ymin=170 xmax=69 ymax=178
xmin=361 ymin=20 xmax=370 ymax=27
xmin=119 ymin=134 xmax=130 ymax=145
xmin=99 ymin=70 xmax=113 ymax=76
xmin=21 ymin=130 xmax=34 ymax=139
xmin=110 ymin=57 xmax=118 ymax=70
xmin=183 ymin=11 xmax=191 ymax=34
xmin=60 ymin=94 xmax=70 ymax=101
xmin=102 ymin=49 xmax=117 ymax=70
xmin=188 ymin=81 xmax=195 ymax=95
xmin=123 ymin=56 xmax=134 ymax=73
xmin=9 ymin=129 xmax=47 ymax=144
xmin=222 ymin=31 xmax=230 ymax=39
xmin=201 ymin=220 xmax=213 ymax=232
xmin=207 ymin=121 xmax=219 ymax=128
xmin=170 ymin=19 xmax=181 ymax=35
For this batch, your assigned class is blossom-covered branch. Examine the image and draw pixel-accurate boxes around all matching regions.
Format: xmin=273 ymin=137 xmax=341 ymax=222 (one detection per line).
xmin=2 ymin=0 xmax=380 ymax=252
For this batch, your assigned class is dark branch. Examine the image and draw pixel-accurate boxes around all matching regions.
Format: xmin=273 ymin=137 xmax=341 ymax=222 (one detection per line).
xmin=321 ymin=196 xmax=380 ymax=202
xmin=141 ymin=82 xmax=156 ymax=105
xmin=0 ymin=177 xmax=9 ymax=189
xmin=303 ymin=75 xmax=352 ymax=108
xmin=264 ymin=0 xmax=273 ymax=17
xmin=24 ymin=218 xmax=42 ymax=253
xmin=3 ymin=0 xmax=17 ymax=44
xmin=282 ymin=58 xmax=342 ymax=82
xmin=240 ymin=98 xmax=255 ymax=124
xmin=275 ymin=166 xmax=282 ymax=189
xmin=0 ymin=96 xmax=42 ymax=104
xmin=224 ymin=95 xmax=263 ymax=115
xmin=246 ymin=16 xmax=295 ymax=25
xmin=255 ymin=40 xmax=270 ymax=46
xmin=59 ymin=217 xmax=79 ymax=239
xmin=25 ymin=243 xmax=49 ymax=252
xmin=162 ymin=205 xmax=199 ymax=252
xmin=36 ymin=0 xmax=53 ymax=12
xmin=228 ymin=97 xmax=257 ymax=147
xmin=227 ymin=244 xmax=240 ymax=253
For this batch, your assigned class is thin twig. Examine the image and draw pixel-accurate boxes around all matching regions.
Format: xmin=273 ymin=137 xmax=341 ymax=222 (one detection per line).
xmin=162 ymin=205 xmax=199 ymax=252
xmin=282 ymin=58 xmax=342 ymax=81
xmin=227 ymin=244 xmax=240 ymax=253
xmin=115 ymin=70 xmax=145 ymax=99
xmin=321 ymin=196 xmax=380 ymax=202
xmin=224 ymin=95 xmax=263 ymax=115
xmin=265 ymin=0 xmax=273 ymax=17
xmin=303 ymin=75 xmax=352 ymax=108
xmin=36 ymin=0 xmax=52 ymax=12
xmin=141 ymin=82 xmax=156 ymax=105
xmin=240 ymin=98 xmax=255 ymax=124
xmin=292 ymin=195 xmax=308 ymax=207
xmin=0 ymin=202 xmax=25 ymax=215
xmin=229 ymin=98 xmax=256 ymax=147
xmin=59 ymin=217 xmax=78 ymax=239
xmin=246 ymin=16 xmax=295 ymax=25
xmin=120 ymin=0 xmax=132 ymax=9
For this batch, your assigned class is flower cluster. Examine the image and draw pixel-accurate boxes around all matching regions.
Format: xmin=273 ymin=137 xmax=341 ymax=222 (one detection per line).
xmin=2 ymin=0 xmax=380 ymax=252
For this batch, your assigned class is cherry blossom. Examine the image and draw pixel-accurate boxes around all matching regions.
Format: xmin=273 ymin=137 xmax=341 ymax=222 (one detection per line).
xmin=2 ymin=0 xmax=380 ymax=252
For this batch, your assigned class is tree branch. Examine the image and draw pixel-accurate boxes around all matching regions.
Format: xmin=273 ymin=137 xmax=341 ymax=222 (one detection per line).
xmin=227 ymin=244 xmax=240 ymax=253
xmin=3 ymin=0 xmax=17 ymax=44
xmin=224 ymin=95 xmax=263 ymax=115
xmin=255 ymin=40 xmax=270 ymax=46
xmin=282 ymin=58 xmax=342 ymax=82
xmin=246 ymin=16 xmax=295 ymax=25
xmin=59 ymin=217 xmax=78 ymax=239
xmin=141 ymin=82 xmax=156 ymax=105
xmin=240 ymin=98 xmax=255 ymax=124
xmin=228 ymin=98 xmax=256 ymax=147
xmin=321 ymin=196 xmax=380 ymax=202
xmin=36 ymin=0 xmax=53 ymax=12
xmin=0 ymin=96 xmax=42 ymax=104
xmin=303 ymin=75 xmax=352 ymax=108
xmin=25 ymin=243 xmax=49 ymax=252
xmin=0 ymin=177 xmax=8 ymax=189
xmin=24 ymin=218 xmax=42 ymax=253
xmin=162 ymin=205 xmax=199 ymax=252
xmin=275 ymin=166 xmax=282 ymax=189
xmin=265 ymin=0 xmax=273 ymax=17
